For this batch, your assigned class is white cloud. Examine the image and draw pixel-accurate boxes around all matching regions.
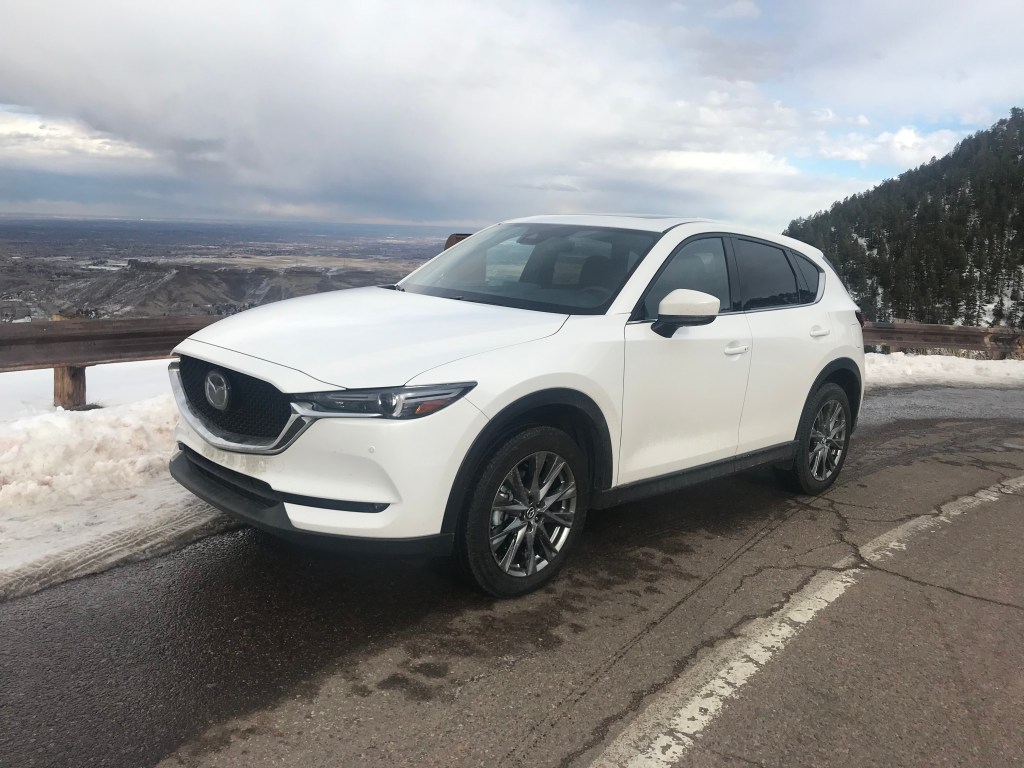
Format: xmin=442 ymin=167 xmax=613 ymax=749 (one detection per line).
xmin=812 ymin=108 xmax=839 ymax=124
xmin=0 ymin=110 xmax=157 ymax=171
xmin=783 ymin=2 xmax=1024 ymax=121
xmin=0 ymin=0 xmax=1018 ymax=229
xmin=818 ymin=126 xmax=964 ymax=167
xmin=708 ymin=1 xmax=760 ymax=19
xmin=632 ymin=149 xmax=797 ymax=176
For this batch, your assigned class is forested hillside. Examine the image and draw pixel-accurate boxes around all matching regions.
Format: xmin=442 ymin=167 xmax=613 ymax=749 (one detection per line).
xmin=785 ymin=108 xmax=1024 ymax=327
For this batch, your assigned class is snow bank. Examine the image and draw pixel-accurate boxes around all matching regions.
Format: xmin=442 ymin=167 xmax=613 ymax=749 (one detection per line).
xmin=0 ymin=478 xmax=234 ymax=601
xmin=0 ymin=395 xmax=178 ymax=506
xmin=0 ymin=362 xmax=235 ymax=600
xmin=865 ymin=352 xmax=1024 ymax=389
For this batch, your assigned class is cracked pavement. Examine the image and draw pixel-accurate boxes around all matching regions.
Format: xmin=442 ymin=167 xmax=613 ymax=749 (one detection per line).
xmin=682 ymin=478 xmax=1024 ymax=768
xmin=2 ymin=385 xmax=1024 ymax=768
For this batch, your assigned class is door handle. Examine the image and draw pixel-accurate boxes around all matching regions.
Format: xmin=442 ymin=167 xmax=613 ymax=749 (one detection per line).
xmin=809 ymin=326 xmax=831 ymax=338
xmin=724 ymin=344 xmax=750 ymax=356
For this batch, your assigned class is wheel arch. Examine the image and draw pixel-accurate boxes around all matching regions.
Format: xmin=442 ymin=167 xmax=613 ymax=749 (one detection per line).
xmin=440 ymin=388 xmax=614 ymax=535
xmin=808 ymin=357 xmax=863 ymax=430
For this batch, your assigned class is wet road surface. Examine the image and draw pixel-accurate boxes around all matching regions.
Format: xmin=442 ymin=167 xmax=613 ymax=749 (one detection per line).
xmin=2 ymin=385 xmax=1024 ymax=767
xmin=677 ymin=484 xmax=1024 ymax=768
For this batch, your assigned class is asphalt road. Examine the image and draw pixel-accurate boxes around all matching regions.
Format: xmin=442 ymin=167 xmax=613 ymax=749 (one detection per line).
xmin=2 ymin=385 xmax=1024 ymax=768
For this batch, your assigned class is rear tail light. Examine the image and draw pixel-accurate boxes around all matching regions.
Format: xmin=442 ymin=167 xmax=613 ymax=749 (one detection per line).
xmin=855 ymin=310 xmax=866 ymax=328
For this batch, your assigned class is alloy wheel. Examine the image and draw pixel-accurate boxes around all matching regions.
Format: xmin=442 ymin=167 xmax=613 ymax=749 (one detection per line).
xmin=807 ymin=399 xmax=847 ymax=482
xmin=488 ymin=451 xmax=577 ymax=577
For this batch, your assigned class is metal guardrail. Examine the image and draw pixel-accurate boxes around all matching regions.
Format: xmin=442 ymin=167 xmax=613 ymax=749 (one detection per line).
xmin=0 ymin=316 xmax=217 ymax=371
xmin=863 ymin=321 xmax=1023 ymax=357
xmin=0 ymin=316 xmax=217 ymax=408
xmin=0 ymin=315 xmax=1020 ymax=409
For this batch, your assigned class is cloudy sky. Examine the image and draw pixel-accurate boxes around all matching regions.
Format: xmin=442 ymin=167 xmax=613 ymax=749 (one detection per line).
xmin=0 ymin=0 xmax=1020 ymax=230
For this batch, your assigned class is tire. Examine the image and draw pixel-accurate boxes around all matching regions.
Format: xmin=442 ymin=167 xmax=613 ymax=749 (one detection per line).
xmin=774 ymin=382 xmax=852 ymax=495
xmin=455 ymin=425 xmax=589 ymax=597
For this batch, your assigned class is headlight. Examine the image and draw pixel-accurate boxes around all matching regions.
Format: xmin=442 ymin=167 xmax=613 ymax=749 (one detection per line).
xmin=296 ymin=382 xmax=476 ymax=419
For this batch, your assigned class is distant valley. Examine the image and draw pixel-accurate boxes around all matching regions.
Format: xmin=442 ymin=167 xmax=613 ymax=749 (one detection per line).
xmin=0 ymin=219 xmax=450 ymax=321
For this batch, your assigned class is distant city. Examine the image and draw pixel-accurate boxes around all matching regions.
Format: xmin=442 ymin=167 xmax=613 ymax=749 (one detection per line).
xmin=0 ymin=218 xmax=458 ymax=322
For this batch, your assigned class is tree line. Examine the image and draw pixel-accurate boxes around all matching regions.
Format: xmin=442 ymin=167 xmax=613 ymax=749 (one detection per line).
xmin=785 ymin=107 xmax=1024 ymax=328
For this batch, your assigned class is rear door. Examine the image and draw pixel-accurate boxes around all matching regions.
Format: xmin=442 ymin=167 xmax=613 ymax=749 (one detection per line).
xmin=732 ymin=237 xmax=833 ymax=454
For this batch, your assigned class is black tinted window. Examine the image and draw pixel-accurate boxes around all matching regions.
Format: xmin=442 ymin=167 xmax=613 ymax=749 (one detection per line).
xmin=734 ymin=239 xmax=800 ymax=310
xmin=792 ymin=253 xmax=821 ymax=302
xmin=642 ymin=238 xmax=730 ymax=319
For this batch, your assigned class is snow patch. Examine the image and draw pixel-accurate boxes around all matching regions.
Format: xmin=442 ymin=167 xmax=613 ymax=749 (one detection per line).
xmin=0 ymin=361 xmax=236 ymax=599
xmin=0 ymin=358 xmax=174 ymax=423
xmin=0 ymin=395 xmax=178 ymax=506
xmin=865 ymin=352 xmax=1024 ymax=389
xmin=0 ymin=479 xmax=236 ymax=601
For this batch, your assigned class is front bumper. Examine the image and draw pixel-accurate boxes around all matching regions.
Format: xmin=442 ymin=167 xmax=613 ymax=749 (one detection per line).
xmin=170 ymin=447 xmax=454 ymax=555
xmin=169 ymin=357 xmax=490 ymax=542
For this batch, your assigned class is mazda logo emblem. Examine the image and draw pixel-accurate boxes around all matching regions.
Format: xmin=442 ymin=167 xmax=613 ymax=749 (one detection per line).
xmin=204 ymin=370 xmax=231 ymax=411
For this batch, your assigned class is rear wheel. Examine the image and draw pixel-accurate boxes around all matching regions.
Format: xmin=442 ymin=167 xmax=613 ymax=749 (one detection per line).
xmin=456 ymin=426 xmax=588 ymax=597
xmin=775 ymin=383 xmax=851 ymax=495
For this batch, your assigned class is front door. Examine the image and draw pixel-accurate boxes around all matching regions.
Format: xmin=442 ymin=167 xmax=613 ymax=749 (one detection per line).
xmin=618 ymin=237 xmax=752 ymax=485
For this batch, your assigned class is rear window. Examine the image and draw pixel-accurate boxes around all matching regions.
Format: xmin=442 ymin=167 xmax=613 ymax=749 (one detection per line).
xmin=734 ymin=239 xmax=801 ymax=310
xmin=792 ymin=253 xmax=822 ymax=302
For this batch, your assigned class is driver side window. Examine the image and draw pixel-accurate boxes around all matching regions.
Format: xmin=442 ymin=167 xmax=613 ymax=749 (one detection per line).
xmin=642 ymin=238 xmax=730 ymax=320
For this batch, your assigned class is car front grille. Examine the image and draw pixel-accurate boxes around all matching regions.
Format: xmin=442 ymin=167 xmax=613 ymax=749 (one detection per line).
xmin=178 ymin=355 xmax=293 ymax=440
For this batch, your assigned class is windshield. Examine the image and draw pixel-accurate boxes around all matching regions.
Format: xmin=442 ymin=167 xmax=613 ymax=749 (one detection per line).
xmin=400 ymin=223 xmax=662 ymax=314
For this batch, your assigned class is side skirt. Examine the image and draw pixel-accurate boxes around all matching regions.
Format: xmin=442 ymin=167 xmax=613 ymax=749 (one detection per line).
xmin=592 ymin=441 xmax=797 ymax=510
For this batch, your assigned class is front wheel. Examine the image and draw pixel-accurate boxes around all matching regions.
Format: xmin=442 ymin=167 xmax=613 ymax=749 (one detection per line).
xmin=775 ymin=383 xmax=851 ymax=495
xmin=456 ymin=426 xmax=589 ymax=597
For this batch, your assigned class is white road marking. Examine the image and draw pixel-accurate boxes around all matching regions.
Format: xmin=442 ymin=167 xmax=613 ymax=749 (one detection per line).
xmin=591 ymin=475 xmax=1024 ymax=768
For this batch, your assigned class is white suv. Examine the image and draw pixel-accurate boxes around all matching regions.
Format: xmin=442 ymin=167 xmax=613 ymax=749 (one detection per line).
xmin=169 ymin=215 xmax=864 ymax=596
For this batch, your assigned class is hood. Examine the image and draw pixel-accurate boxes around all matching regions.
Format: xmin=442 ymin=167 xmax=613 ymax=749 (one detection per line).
xmin=182 ymin=286 xmax=567 ymax=390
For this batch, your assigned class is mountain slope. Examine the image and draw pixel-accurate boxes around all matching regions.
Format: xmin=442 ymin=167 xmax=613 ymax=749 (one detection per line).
xmin=785 ymin=108 xmax=1024 ymax=327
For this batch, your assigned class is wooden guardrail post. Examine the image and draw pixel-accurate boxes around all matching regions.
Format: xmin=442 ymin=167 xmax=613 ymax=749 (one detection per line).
xmin=988 ymin=329 xmax=1020 ymax=360
xmin=54 ymin=365 xmax=87 ymax=409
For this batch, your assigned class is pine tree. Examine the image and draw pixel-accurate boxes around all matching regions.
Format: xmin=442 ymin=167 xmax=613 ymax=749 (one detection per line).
xmin=784 ymin=108 xmax=1024 ymax=328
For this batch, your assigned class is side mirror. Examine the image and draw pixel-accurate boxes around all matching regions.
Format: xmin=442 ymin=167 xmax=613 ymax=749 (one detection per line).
xmin=651 ymin=289 xmax=720 ymax=338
